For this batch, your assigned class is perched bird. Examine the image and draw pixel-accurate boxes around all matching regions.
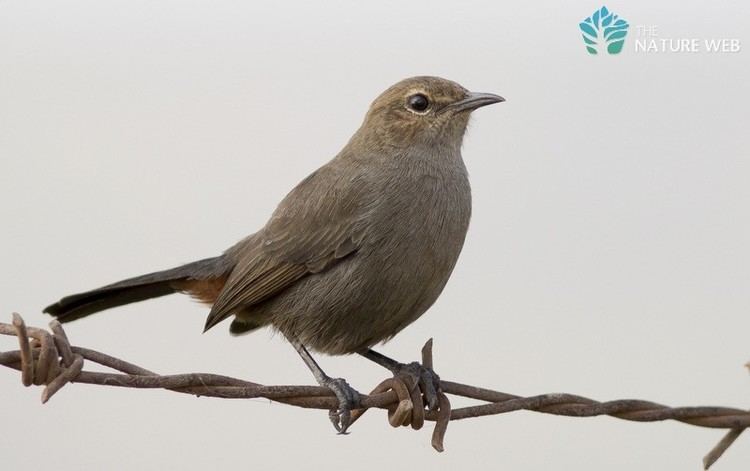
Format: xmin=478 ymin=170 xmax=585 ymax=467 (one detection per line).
xmin=45 ymin=76 xmax=504 ymax=432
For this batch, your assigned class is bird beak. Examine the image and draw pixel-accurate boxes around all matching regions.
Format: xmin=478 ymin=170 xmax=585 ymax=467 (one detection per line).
xmin=447 ymin=92 xmax=505 ymax=113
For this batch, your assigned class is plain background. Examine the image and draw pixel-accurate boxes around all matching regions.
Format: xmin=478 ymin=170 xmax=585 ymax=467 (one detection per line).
xmin=1 ymin=1 xmax=748 ymax=469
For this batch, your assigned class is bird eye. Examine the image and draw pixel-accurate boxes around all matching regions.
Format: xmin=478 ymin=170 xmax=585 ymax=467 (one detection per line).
xmin=407 ymin=94 xmax=430 ymax=112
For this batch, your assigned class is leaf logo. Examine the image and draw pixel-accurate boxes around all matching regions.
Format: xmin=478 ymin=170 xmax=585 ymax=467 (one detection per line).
xmin=579 ymin=6 xmax=629 ymax=55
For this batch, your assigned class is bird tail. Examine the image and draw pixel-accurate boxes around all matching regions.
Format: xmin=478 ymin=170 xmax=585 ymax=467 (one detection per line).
xmin=44 ymin=256 xmax=232 ymax=323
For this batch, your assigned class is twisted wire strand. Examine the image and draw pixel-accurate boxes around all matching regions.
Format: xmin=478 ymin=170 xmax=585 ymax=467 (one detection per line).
xmin=0 ymin=313 xmax=747 ymax=469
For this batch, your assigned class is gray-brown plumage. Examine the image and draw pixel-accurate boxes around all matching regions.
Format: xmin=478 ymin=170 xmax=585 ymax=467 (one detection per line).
xmin=44 ymin=76 xmax=503 ymax=431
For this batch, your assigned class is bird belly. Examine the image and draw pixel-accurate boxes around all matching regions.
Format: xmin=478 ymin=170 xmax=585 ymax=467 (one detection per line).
xmin=266 ymin=173 xmax=471 ymax=354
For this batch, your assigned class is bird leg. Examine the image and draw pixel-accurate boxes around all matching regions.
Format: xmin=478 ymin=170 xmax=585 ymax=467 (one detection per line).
xmin=284 ymin=333 xmax=361 ymax=434
xmin=359 ymin=348 xmax=441 ymax=411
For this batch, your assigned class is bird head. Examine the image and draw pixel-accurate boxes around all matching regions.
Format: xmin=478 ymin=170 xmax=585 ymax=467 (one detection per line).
xmin=355 ymin=76 xmax=504 ymax=152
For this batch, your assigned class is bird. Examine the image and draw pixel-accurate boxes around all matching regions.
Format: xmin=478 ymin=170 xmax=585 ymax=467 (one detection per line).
xmin=44 ymin=76 xmax=504 ymax=432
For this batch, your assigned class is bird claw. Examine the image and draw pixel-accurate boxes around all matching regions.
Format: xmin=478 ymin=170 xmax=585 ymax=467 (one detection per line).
xmin=393 ymin=361 xmax=441 ymax=411
xmin=322 ymin=376 xmax=361 ymax=434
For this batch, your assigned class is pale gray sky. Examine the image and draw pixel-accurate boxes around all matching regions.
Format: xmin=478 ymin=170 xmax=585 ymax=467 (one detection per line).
xmin=1 ymin=1 xmax=749 ymax=469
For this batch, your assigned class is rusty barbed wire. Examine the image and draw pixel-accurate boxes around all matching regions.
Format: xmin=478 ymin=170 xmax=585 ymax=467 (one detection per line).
xmin=1 ymin=313 xmax=747 ymax=469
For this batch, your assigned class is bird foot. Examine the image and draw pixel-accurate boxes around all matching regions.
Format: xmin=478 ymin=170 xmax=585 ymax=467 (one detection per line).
xmin=321 ymin=376 xmax=361 ymax=434
xmin=392 ymin=361 xmax=441 ymax=411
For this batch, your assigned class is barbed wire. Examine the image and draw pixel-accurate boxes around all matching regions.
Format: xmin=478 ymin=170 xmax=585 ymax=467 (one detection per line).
xmin=1 ymin=312 xmax=747 ymax=469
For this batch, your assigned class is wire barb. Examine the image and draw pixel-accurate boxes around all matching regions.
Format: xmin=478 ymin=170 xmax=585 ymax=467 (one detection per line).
xmin=0 ymin=313 xmax=747 ymax=468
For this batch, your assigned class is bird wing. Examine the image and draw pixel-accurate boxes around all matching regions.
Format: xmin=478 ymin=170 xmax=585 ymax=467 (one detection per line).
xmin=203 ymin=162 xmax=370 ymax=331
